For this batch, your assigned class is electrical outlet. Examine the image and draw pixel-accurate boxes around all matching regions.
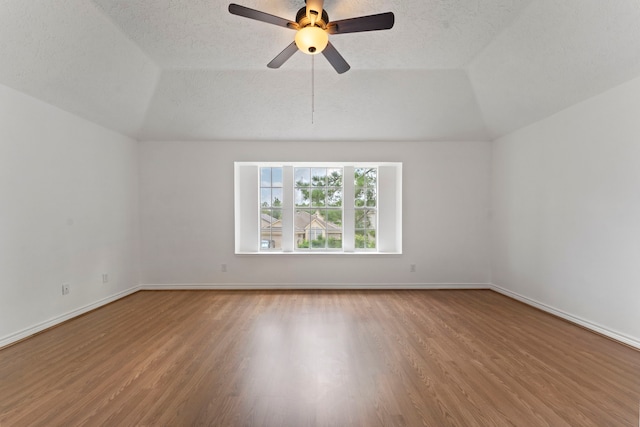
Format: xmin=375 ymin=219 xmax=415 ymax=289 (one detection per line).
xmin=410 ymin=264 xmax=416 ymax=273
xmin=221 ymin=263 xmax=227 ymax=273
xmin=102 ymin=273 xmax=109 ymax=283
xmin=62 ymin=284 xmax=70 ymax=295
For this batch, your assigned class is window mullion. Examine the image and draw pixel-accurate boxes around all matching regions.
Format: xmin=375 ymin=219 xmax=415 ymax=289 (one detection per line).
xmin=343 ymin=165 xmax=355 ymax=252
xmin=282 ymin=165 xmax=294 ymax=252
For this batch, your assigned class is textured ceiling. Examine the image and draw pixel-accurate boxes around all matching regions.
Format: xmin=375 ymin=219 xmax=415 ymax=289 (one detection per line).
xmin=90 ymin=0 xmax=532 ymax=70
xmin=2 ymin=0 xmax=640 ymax=141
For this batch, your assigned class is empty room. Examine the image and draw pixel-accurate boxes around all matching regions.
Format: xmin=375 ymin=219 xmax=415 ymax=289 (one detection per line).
xmin=1 ymin=0 xmax=640 ymax=425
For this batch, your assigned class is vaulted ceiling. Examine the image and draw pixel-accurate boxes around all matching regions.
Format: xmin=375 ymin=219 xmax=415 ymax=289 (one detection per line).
xmin=2 ymin=0 xmax=640 ymax=141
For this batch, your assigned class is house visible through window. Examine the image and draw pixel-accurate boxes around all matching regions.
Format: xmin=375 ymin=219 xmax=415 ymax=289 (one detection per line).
xmin=294 ymin=167 xmax=343 ymax=250
xmin=260 ymin=167 xmax=283 ymax=250
xmin=235 ymin=162 xmax=402 ymax=254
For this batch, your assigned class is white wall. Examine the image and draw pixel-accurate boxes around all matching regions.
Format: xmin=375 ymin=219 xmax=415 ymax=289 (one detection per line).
xmin=139 ymin=140 xmax=491 ymax=287
xmin=0 ymin=84 xmax=140 ymax=346
xmin=491 ymin=76 xmax=640 ymax=347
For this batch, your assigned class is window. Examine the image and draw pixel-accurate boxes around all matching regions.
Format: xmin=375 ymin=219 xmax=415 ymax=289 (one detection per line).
xmin=294 ymin=167 xmax=343 ymax=250
xmin=355 ymin=168 xmax=377 ymax=250
xmin=260 ymin=167 xmax=283 ymax=250
xmin=235 ymin=162 xmax=402 ymax=254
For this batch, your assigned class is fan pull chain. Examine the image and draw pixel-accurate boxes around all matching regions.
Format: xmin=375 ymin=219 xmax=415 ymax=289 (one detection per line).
xmin=311 ymin=55 xmax=315 ymax=124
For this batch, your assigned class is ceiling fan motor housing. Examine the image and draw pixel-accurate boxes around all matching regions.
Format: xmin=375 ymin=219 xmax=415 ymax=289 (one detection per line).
xmin=296 ymin=7 xmax=329 ymax=29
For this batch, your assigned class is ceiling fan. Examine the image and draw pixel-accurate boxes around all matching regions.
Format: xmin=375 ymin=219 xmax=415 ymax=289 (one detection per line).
xmin=228 ymin=1 xmax=394 ymax=74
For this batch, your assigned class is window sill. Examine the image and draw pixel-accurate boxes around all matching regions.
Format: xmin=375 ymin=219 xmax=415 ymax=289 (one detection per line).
xmin=236 ymin=251 xmax=402 ymax=256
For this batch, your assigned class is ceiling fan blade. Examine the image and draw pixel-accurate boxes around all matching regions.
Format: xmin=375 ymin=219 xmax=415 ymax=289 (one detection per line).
xmin=322 ymin=42 xmax=350 ymax=74
xmin=267 ymin=42 xmax=299 ymax=69
xmin=228 ymin=4 xmax=299 ymax=30
xmin=306 ymin=0 xmax=324 ymax=25
xmin=327 ymin=12 xmax=395 ymax=35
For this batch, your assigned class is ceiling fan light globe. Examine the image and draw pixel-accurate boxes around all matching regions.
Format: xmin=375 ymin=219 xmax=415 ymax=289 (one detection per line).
xmin=295 ymin=26 xmax=329 ymax=55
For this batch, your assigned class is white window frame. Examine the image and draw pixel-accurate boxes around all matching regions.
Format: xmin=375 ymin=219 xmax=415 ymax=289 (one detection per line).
xmin=354 ymin=166 xmax=378 ymax=252
xmin=292 ymin=166 xmax=345 ymax=252
xmin=235 ymin=162 xmax=402 ymax=254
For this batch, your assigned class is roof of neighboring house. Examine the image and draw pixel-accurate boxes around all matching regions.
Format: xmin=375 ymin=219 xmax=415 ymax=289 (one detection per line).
xmin=261 ymin=213 xmax=277 ymax=224
xmin=294 ymin=211 xmax=341 ymax=232
xmin=266 ymin=211 xmax=341 ymax=233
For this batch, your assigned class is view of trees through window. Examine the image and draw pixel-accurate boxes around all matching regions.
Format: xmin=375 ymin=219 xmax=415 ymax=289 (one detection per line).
xmin=355 ymin=167 xmax=377 ymax=249
xmin=260 ymin=166 xmax=378 ymax=251
xmin=295 ymin=167 xmax=343 ymax=249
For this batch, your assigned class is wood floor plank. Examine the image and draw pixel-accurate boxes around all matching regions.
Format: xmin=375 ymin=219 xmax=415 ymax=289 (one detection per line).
xmin=0 ymin=290 xmax=639 ymax=426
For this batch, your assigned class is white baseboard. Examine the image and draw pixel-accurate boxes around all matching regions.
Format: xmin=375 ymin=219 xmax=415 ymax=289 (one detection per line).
xmin=16 ymin=284 xmax=632 ymax=352
xmin=0 ymin=286 xmax=141 ymax=349
xmin=490 ymin=284 xmax=640 ymax=350
xmin=140 ymin=283 xmax=492 ymax=290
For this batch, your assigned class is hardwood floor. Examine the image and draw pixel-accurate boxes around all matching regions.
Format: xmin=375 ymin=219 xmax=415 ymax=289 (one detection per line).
xmin=0 ymin=290 xmax=638 ymax=426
